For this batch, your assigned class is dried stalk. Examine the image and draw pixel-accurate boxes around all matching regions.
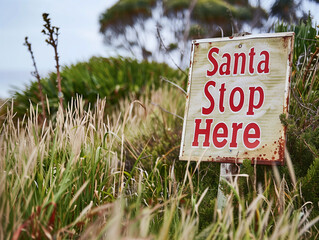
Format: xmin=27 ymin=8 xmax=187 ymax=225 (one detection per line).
xmin=24 ymin=37 xmax=47 ymax=122
xmin=302 ymin=47 xmax=319 ymax=86
xmin=42 ymin=13 xmax=63 ymax=109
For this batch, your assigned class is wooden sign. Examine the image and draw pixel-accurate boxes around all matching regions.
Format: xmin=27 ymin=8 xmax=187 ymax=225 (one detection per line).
xmin=179 ymin=32 xmax=294 ymax=165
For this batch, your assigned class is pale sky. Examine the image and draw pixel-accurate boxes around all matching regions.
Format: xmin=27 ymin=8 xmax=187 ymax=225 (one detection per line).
xmin=0 ymin=0 xmax=118 ymax=71
xmin=0 ymin=0 xmax=319 ymax=98
xmin=0 ymin=0 xmax=117 ymax=97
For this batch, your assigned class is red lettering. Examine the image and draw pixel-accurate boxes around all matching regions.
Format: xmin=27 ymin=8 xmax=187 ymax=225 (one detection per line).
xmin=247 ymin=87 xmax=264 ymax=115
xmin=229 ymin=123 xmax=243 ymax=148
xmin=192 ymin=120 xmax=262 ymax=149
xmin=229 ymin=87 xmax=244 ymax=112
xmin=257 ymin=50 xmax=270 ymax=73
xmin=219 ymin=83 xmax=226 ymax=113
xmin=249 ymin=48 xmax=256 ymax=74
xmin=233 ymin=53 xmax=246 ymax=75
xmin=206 ymin=47 xmax=270 ymax=76
xmin=192 ymin=118 xmax=213 ymax=147
xmin=207 ymin=47 xmax=219 ymax=76
xmin=212 ymin=122 xmax=228 ymax=148
xmin=202 ymin=81 xmax=216 ymax=115
xmin=243 ymin=123 xmax=261 ymax=149
xmin=219 ymin=53 xmax=231 ymax=75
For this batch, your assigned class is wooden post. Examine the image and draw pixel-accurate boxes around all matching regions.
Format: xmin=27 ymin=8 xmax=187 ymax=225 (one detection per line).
xmin=217 ymin=163 xmax=239 ymax=210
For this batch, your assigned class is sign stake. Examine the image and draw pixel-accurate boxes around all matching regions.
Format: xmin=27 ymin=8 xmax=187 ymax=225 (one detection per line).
xmin=217 ymin=163 xmax=240 ymax=210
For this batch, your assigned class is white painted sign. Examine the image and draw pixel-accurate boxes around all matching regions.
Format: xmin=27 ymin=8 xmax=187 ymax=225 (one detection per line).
xmin=180 ymin=32 xmax=294 ymax=165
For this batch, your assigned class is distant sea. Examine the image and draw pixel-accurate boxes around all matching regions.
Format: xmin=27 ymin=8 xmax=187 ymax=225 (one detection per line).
xmin=0 ymin=70 xmax=45 ymax=99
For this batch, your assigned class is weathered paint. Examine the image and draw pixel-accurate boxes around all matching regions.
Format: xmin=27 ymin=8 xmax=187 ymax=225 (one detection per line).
xmin=180 ymin=32 xmax=294 ymax=165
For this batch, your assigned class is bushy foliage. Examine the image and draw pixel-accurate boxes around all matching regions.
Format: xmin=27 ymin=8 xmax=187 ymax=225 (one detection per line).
xmin=302 ymin=158 xmax=319 ymax=211
xmin=11 ymin=57 xmax=186 ymax=119
xmin=275 ymin=19 xmax=319 ymax=216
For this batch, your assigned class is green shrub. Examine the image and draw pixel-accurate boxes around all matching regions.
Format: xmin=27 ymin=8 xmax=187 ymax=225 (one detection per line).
xmin=11 ymin=57 xmax=186 ymax=120
xmin=274 ymin=18 xmax=319 ymax=216
xmin=302 ymin=158 xmax=319 ymax=216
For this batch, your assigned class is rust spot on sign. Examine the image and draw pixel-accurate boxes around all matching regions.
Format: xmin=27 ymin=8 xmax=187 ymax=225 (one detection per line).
xmin=278 ymin=137 xmax=285 ymax=162
xmin=282 ymin=36 xmax=290 ymax=49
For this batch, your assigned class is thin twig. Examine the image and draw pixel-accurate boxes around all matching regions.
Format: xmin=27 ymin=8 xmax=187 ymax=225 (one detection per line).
xmin=24 ymin=37 xmax=47 ymax=122
xmin=160 ymin=76 xmax=187 ymax=95
xmin=303 ymin=139 xmax=319 ymax=158
xmin=151 ymin=102 xmax=183 ymax=120
xmin=297 ymin=36 xmax=319 ymax=42
xmin=291 ymin=88 xmax=316 ymax=114
xmin=181 ymin=0 xmax=198 ymax=62
xmin=228 ymin=8 xmax=239 ymax=35
xmin=156 ymin=28 xmax=188 ymax=77
xmin=302 ymin=47 xmax=319 ymax=85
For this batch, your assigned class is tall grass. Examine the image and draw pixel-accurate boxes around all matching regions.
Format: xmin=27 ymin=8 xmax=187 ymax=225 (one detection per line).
xmin=1 ymin=84 xmax=319 ymax=239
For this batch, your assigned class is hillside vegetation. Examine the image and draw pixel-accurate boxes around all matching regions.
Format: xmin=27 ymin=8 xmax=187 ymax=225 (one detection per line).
xmin=10 ymin=57 xmax=186 ymax=119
